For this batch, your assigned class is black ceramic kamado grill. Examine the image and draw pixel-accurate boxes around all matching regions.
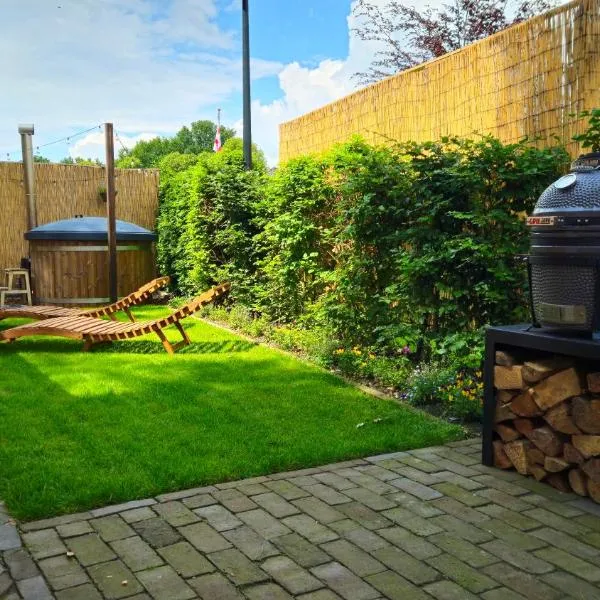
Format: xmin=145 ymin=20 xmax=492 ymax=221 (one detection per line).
xmin=526 ymin=153 xmax=600 ymax=334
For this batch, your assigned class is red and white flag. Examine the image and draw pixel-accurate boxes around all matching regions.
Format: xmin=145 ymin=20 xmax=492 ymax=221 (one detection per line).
xmin=213 ymin=126 xmax=222 ymax=152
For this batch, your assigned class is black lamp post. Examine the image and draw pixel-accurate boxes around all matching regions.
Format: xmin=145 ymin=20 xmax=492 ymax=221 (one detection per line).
xmin=242 ymin=0 xmax=252 ymax=170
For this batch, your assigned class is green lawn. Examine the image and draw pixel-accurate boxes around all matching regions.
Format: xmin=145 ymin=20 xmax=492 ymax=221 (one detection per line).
xmin=0 ymin=306 xmax=462 ymax=521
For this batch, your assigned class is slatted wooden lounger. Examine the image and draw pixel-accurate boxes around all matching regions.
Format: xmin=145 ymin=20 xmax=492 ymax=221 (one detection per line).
xmin=0 ymin=276 xmax=170 ymax=323
xmin=0 ymin=283 xmax=230 ymax=354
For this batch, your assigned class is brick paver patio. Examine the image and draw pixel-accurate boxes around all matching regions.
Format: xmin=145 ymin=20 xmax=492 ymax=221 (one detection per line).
xmin=2 ymin=438 xmax=600 ymax=599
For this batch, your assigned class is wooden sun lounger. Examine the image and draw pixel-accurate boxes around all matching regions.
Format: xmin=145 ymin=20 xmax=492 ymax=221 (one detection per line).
xmin=0 ymin=283 xmax=230 ymax=354
xmin=0 ymin=276 xmax=170 ymax=323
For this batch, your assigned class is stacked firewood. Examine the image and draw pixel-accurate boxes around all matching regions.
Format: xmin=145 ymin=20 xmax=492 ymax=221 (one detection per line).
xmin=493 ymin=351 xmax=600 ymax=501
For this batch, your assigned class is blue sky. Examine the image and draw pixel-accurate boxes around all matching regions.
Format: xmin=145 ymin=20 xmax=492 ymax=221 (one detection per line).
xmin=0 ymin=0 xmax=368 ymax=165
xmin=0 ymin=0 xmax=564 ymax=165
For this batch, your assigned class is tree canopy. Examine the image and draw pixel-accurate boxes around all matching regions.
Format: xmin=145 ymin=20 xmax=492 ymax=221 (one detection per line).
xmin=116 ymin=120 xmax=236 ymax=168
xmin=352 ymin=0 xmax=555 ymax=85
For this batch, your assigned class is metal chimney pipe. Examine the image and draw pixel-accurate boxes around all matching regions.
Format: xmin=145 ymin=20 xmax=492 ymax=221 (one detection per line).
xmin=18 ymin=123 xmax=36 ymax=229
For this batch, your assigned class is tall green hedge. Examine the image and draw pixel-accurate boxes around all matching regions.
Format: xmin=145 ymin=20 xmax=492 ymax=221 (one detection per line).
xmin=157 ymin=135 xmax=568 ymax=360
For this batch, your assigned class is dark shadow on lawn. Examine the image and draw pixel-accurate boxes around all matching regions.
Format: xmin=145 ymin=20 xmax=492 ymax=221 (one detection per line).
xmin=0 ymin=338 xmax=256 ymax=355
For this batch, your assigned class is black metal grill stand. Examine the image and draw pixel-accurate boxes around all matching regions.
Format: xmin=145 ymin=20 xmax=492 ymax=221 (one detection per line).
xmin=482 ymin=324 xmax=600 ymax=466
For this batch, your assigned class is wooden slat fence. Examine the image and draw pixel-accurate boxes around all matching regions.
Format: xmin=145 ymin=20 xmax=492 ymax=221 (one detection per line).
xmin=0 ymin=163 xmax=159 ymax=273
xmin=279 ymin=0 xmax=600 ymax=162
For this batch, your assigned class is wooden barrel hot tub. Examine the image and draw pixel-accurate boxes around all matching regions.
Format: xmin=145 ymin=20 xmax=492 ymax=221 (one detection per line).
xmin=25 ymin=216 xmax=157 ymax=306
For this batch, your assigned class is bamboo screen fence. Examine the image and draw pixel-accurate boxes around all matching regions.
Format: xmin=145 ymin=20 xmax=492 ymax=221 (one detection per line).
xmin=0 ymin=162 xmax=159 ymax=273
xmin=279 ymin=0 xmax=600 ymax=162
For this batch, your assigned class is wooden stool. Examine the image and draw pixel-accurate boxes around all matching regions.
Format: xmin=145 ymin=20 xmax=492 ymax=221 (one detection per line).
xmin=1 ymin=268 xmax=32 ymax=306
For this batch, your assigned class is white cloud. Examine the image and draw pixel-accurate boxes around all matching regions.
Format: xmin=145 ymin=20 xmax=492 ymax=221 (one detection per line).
xmin=68 ymin=131 xmax=158 ymax=161
xmin=0 ymin=0 xmax=281 ymax=158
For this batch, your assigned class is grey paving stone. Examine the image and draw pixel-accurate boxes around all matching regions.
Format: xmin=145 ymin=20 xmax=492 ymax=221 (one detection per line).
xmin=394 ymin=455 xmax=441 ymax=473
xmin=481 ymin=539 xmax=553 ymax=574
xmin=90 ymin=515 xmax=135 ymax=542
xmin=477 ymin=505 xmax=542 ymax=531
xmin=158 ymin=540 xmax=215 ymax=578
xmin=569 ymin=498 xmax=600 ymax=517
xmin=436 ymin=471 xmax=485 ymax=491
xmin=282 ymin=515 xmax=338 ymax=544
xmin=292 ymin=498 xmax=345 ymax=524
xmin=328 ymin=521 xmax=388 ymax=552
xmin=90 ymin=499 xmax=156 ymax=518
xmin=56 ymin=521 xmax=94 ymax=538
xmin=523 ymin=507 xmax=590 ymax=536
xmin=428 ymin=496 xmax=489 ymax=524
xmin=483 ymin=562 xmax=562 ymax=600
xmin=188 ymin=571 xmax=244 ymax=599
xmin=20 ymin=513 xmax=91 ymax=532
xmin=110 ymin=535 xmax=163 ymax=571
xmin=313 ymin=472 xmax=356 ymax=491
xmin=66 ymin=533 xmax=116 ymax=566
xmin=534 ymin=545 xmax=600 ymax=582
xmin=365 ymin=451 xmax=411 ymax=462
xmin=524 ymin=494 xmax=584 ymax=518
xmin=16 ymin=575 xmax=53 ymax=600
xmin=542 ymin=570 xmax=600 ymax=600
xmin=120 ymin=507 xmax=157 ymax=523
xmin=222 ymin=525 xmax=279 ymax=561
xmin=179 ymin=522 xmax=232 ymax=553
xmin=388 ymin=477 xmax=443 ymax=500
xmin=296 ymin=591 xmax=343 ymax=600
xmin=575 ymin=513 xmax=600 ymax=533
xmin=212 ymin=489 xmax=258 ymax=513
xmin=531 ymin=527 xmax=600 ymax=565
xmin=418 ymin=456 xmax=480 ymax=477
xmin=429 ymin=532 xmax=498 ymax=568
xmin=153 ymin=501 xmax=199 ymax=527
xmin=429 ymin=514 xmax=493 ymax=544
xmin=0 ymin=571 xmax=14 ymax=598
xmin=342 ymin=488 xmax=395 ymax=512
xmin=0 ymin=523 xmax=21 ymax=551
xmin=270 ymin=468 xmax=323 ymax=481
xmin=387 ymin=493 xmax=444 ymax=518
xmin=56 ymin=583 xmax=103 ymax=600
xmin=337 ymin=502 xmax=392 ymax=530
xmin=365 ymin=570 xmax=430 ymax=600
xmin=261 ymin=555 xmax=323 ymax=594
xmin=195 ymin=504 xmax=243 ymax=531
xmin=355 ymin=466 xmax=398 ymax=482
xmin=3 ymin=548 xmax=39 ymax=581
xmin=208 ymin=548 xmax=267 ymax=585
xmin=244 ymin=582 xmax=294 ymax=600
xmin=182 ymin=493 xmax=217 ymax=509
xmin=321 ymin=540 xmax=386 ymax=577
xmin=341 ymin=473 xmax=396 ymax=495
xmin=272 ymin=533 xmax=330 ymax=567
xmin=253 ymin=493 xmax=300 ymax=518
xmin=239 ymin=509 xmax=291 ymax=540
xmin=377 ymin=527 xmax=441 ymax=560
xmin=481 ymin=588 xmax=528 ymax=600
xmin=310 ymin=562 xmax=379 ymax=600
xmin=236 ymin=482 xmax=270 ymax=496
xmin=426 ymin=553 xmax=497 ymax=593
xmin=132 ymin=517 xmax=182 ymax=548
xmin=471 ymin=474 xmax=530 ymax=495
xmin=155 ymin=485 xmax=217 ymax=503
xmin=265 ymin=480 xmax=311 ymax=501
xmin=22 ymin=529 xmax=66 ymax=560
xmin=371 ymin=545 xmax=438 ymax=585
xmin=475 ymin=488 xmax=534 ymax=512
xmin=515 ymin=478 xmax=576 ymax=502
xmin=38 ymin=555 xmax=89 ymax=590
xmin=218 ymin=476 xmax=271 ymax=490
xmin=423 ymin=580 xmax=478 ymax=600
xmin=303 ymin=485 xmax=351 ymax=506
xmin=432 ymin=482 xmax=489 ymax=507
xmin=475 ymin=518 xmax=547 ymax=551
xmin=381 ymin=508 xmax=442 ymax=536
xmin=289 ymin=476 xmax=321 ymax=488
xmin=88 ymin=560 xmax=143 ymax=599
xmin=136 ymin=565 xmax=195 ymax=599
xmin=391 ymin=466 xmax=447 ymax=486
